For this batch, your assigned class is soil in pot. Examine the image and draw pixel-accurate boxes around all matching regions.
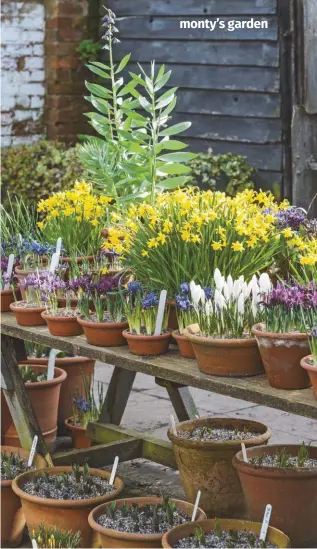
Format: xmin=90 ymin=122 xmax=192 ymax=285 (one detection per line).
xmin=41 ymin=308 xmax=83 ymax=337
xmin=123 ymin=330 xmax=171 ymax=357
xmin=1 ymin=446 xmax=46 ymax=547
xmin=12 ymin=465 xmax=124 ymax=548
xmin=88 ymin=496 xmax=206 ymax=549
xmin=168 ymin=417 xmax=271 ymax=518
xmin=252 ymin=323 xmax=311 ymax=389
xmin=183 ymin=329 xmax=264 ymax=377
xmin=3 ymin=365 xmax=66 ymax=450
xmin=162 ymin=519 xmax=290 ymax=549
xmin=233 ymin=444 xmax=317 ymax=547
xmin=172 ymin=331 xmax=195 ymax=359
xmin=300 ymin=355 xmax=317 ymax=398
xmin=1 ymin=288 xmax=21 ymax=313
xmin=65 ymin=417 xmax=91 ymax=449
xmin=78 ymin=314 xmax=128 ymax=346
xmin=10 ymin=301 xmax=46 ymax=327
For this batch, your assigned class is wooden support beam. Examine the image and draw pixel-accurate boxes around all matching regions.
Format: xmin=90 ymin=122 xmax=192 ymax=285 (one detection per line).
xmin=98 ymin=366 xmax=136 ymax=425
xmin=155 ymin=378 xmax=199 ymax=421
xmin=54 ymin=438 xmax=142 ymax=467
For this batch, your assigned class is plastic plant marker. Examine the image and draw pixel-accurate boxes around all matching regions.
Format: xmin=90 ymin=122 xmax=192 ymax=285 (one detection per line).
xmin=241 ymin=443 xmax=248 ymax=463
xmin=47 ymin=349 xmax=60 ymax=381
xmin=191 ymin=490 xmax=201 ymax=521
xmin=154 ymin=289 xmax=167 ymax=335
xmin=28 ymin=435 xmax=38 ymax=467
xmin=49 ymin=252 xmax=60 ymax=273
xmin=4 ymin=254 xmax=14 ymax=289
xmin=260 ymin=504 xmax=272 ymax=541
xmin=170 ymin=414 xmax=177 ymax=435
xmin=56 ymin=237 xmax=62 ymax=255
xmin=31 ymin=540 xmax=38 ymax=549
xmin=109 ymin=455 xmax=119 ymax=485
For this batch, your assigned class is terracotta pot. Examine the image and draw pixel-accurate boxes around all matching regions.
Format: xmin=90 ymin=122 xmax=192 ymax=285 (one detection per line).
xmin=1 ymin=445 xmax=46 ymax=547
xmin=167 ymin=300 xmax=178 ymax=331
xmin=78 ymin=317 xmax=128 ymax=346
xmin=233 ymin=444 xmax=317 ymax=547
xmin=300 ymin=355 xmax=317 ymax=399
xmin=1 ymin=390 xmax=11 ymax=445
xmin=162 ymin=518 xmax=290 ymax=548
xmin=19 ymin=357 xmax=95 ymax=427
xmin=4 ymin=365 xmax=66 ymax=449
xmin=12 ymin=466 xmax=124 ymax=548
xmin=123 ymin=330 xmax=171 ymax=357
xmin=252 ymin=323 xmax=311 ymax=389
xmin=172 ymin=330 xmax=196 ymax=359
xmin=9 ymin=301 xmax=46 ymax=327
xmin=168 ymin=417 xmax=271 ymax=518
xmin=88 ymin=496 xmax=207 ymax=548
xmin=0 ymin=288 xmax=21 ymax=312
xmin=65 ymin=417 xmax=91 ymax=449
xmin=60 ymin=255 xmax=94 ymax=265
xmin=41 ymin=310 xmax=83 ymax=337
xmin=183 ymin=329 xmax=264 ymax=377
xmin=15 ymin=266 xmax=45 ymax=300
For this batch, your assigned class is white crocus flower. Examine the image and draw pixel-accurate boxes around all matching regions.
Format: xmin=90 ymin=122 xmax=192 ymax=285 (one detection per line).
xmin=205 ymin=300 xmax=213 ymax=316
xmin=223 ymin=281 xmax=230 ymax=301
xmin=237 ymin=292 xmax=245 ymax=316
xmin=190 ymin=281 xmax=203 ymax=309
xmin=214 ymin=268 xmax=225 ymax=291
xmin=215 ymin=288 xmax=226 ymax=310
xmin=259 ymin=272 xmax=272 ymax=295
xmin=226 ymin=275 xmax=233 ymax=298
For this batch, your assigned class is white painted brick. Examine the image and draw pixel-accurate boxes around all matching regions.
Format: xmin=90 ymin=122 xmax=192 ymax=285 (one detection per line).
xmin=25 ymin=57 xmax=44 ymax=70
xmin=31 ymin=96 xmax=44 ymax=109
xmin=1 ymin=57 xmax=17 ymax=70
xmin=1 ymin=96 xmax=16 ymax=109
xmin=1 ymin=125 xmax=12 ymax=136
xmin=1 ymin=136 xmax=12 ymax=147
xmin=18 ymin=15 xmax=44 ymax=30
xmin=15 ymin=96 xmax=32 ymax=108
xmin=29 ymin=70 xmax=45 ymax=82
xmin=33 ymin=45 xmax=44 ymax=56
xmin=12 ymin=134 xmax=45 ymax=145
xmin=1 ymin=27 xmax=21 ymax=43
xmin=1 ymin=113 xmax=13 ymax=125
xmin=20 ymin=83 xmax=45 ymax=95
xmin=20 ymin=4 xmax=45 ymax=18
xmin=14 ymin=110 xmax=39 ymax=122
xmin=21 ymin=30 xmax=45 ymax=44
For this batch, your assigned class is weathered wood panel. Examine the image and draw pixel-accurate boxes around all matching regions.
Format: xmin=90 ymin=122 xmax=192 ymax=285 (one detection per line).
xmin=110 ymin=0 xmax=277 ymax=16
xmin=303 ymin=0 xmax=317 ymax=114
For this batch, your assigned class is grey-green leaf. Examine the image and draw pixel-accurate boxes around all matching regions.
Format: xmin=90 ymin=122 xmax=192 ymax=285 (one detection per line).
xmin=158 ymin=152 xmax=196 ymax=162
xmin=116 ymin=53 xmax=131 ymax=73
xmin=160 ymin=122 xmax=191 ymax=136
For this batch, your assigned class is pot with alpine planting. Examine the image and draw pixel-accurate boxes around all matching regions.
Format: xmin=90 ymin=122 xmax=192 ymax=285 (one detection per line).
xmin=171 ymin=284 xmax=197 ymax=359
xmin=1 ymin=445 xmax=46 ymax=547
xmin=300 ymin=325 xmax=317 ymax=398
xmin=233 ymin=443 xmax=317 ymax=547
xmin=88 ymin=495 xmax=206 ymax=548
xmin=161 ymin=518 xmax=290 ymax=548
xmin=252 ymin=282 xmax=315 ymax=389
xmin=168 ymin=416 xmax=271 ymax=518
xmin=12 ymin=464 xmax=124 ymax=548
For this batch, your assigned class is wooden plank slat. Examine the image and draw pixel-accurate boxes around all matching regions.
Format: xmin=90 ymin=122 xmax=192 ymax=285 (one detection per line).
xmin=54 ymin=439 xmax=142 ymax=467
xmin=303 ymin=0 xmax=317 ymax=113
xmin=109 ymin=0 xmax=277 ymax=16
xmin=1 ymin=315 xmax=316 ymax=419
xmin=98 ymin=366 xmax=136 ymax=425
xmin=155 ymin=378 xmax=199 ymax=421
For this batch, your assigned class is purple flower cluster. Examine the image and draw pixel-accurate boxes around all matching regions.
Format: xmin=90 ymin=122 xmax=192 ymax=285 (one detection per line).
xmin=264 ymin=207 xmax=307 ymax=231
xmin=262 ymin=282 xmax=317 ymax=311
xmin=22 ymin=271 xmax=66 ymax=301
xmin=141 ymin=292 xmax=159 ymax=309
xmin=1 ymin=256 xmax=9 ymax=272
xmin=175 ymin=294 xmax=192 ymax=312
xmin=73 ymin=396 xmax=89 ymax=413
xmin=127 ymin=281 xmax=142 ymax=294
xmin=21 ymin=238 xmax=55 ymax=257
xmin=68 ymin=274 xmax=118 ymax=297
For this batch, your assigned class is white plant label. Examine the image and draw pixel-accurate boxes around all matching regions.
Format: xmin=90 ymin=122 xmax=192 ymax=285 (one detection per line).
xmin=191 ymin=490 xmax=201 ymax=521
xmin=109 ymin=456 xmax=119 ymax=485
xmin=56 ymin=237 xmax=62 ymax=255
xmin=170 ymin=414 xmax=177 ymax=436
xmin=154 ymin=289 xmax=167 ymax=335
xmin=28 ymin=435 xmax=38 ymax=467
xmin=260 ymin=504 xmax=272 ymax=541
xmin=241 ymin=443 xmax=248 ymax=463
xmin=31 ymin=539 xmax=38 ymax=549
xmin=47 ymin=349 xmax=60 ymax=380
xmin=18 ymin=233 xmax=23 ymax=245
xmin=4 ymin=254 xmax=14 ymax=290
xmin=49 ymin=252 xmax=60 ymax=273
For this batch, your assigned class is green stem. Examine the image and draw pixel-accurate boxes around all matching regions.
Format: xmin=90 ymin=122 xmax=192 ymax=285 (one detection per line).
xmin=150 ymin=79 xmax=157 ymax=205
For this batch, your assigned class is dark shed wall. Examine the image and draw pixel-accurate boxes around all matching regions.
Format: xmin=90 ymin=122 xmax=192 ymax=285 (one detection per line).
xmin=107 ymin=0 xmax=284 ymax=192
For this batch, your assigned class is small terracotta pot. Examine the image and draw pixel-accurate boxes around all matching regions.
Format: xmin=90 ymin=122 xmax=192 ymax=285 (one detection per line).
xmin=252 ymin=323 xmax=311 ymax=389
xmin=168 ymin=417 xmax=271 ymax=518
xmin=300 ymin=355 xmax=317 ymax=399
xmin=0 ymin=288 xmax=21 ymax=312
xmin=41 ymin=310 xmax=83 ymax=337
xmin=78 ymin=317 xmax=128 ymax=346
xmin=123 ymin=330 xmax=171 ymax=357
xmin=9 ymin=301 xmax=46 ymax=327
xmin=65 ymin=417 xmax=91 ymax=449
xmin=172 ymin=330 xmax=196 ymax=359
xmin=183 ymin=329 xmax=264 ymax=377
xmin=88 ymin=496 xmax=207 ymax=549
xmin=233 ymin=444 xmax=317 ymax=547
xmin=12 ymin=466 xmax=124 ymax=548
xmin=60 ymin=255 xmax=94 ymax=265
xmin=1 ymin=446 xmax=46 ymax=547
xmin=162 ymin=518 xmax=290 ymax=548
xmin=4 ymin=365 xmax=66 ymax=449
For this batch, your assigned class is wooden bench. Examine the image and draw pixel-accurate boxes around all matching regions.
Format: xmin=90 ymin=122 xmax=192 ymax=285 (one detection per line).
xmin=1 ymin=312 xmax=316 ymax=468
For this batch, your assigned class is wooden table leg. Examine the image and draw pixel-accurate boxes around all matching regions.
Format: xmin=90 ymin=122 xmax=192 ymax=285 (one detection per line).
xmin=1 ymin=335 xmax=53 ymax=465
xmin=155 ymin=378 xmax=199 ymax=421
xmin=98 ymin=366 xmax=136 ymax=425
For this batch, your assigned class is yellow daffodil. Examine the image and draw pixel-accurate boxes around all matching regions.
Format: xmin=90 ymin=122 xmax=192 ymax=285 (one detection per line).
xmin=232 ymin=241 xmax=244 ymax=252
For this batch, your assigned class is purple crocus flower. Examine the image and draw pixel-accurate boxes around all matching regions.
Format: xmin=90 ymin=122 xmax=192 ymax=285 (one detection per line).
xmin=175 ymin=294 xmax=192 ymax=312
xmin=204 ymin=286 xmax=214 ymax=300
xmin=141 ymin=292 xmax=159 ymax=309
xmin=127 ymin=281 xmax=142 ymax=294
xmin=180 ymin=282 xmax=189 ymax=295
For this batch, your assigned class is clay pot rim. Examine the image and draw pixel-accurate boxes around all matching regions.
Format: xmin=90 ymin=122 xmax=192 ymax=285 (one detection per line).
xmin=0 ymin=288 xmax=16 ymax=296
xmin=10 ymin=301 xmax=46 ymax=313
xmin=172 ymin=330 xmax=186 ymax=340
xmin=183 ymin=328 xmax=256 ymax=348
xmin=233 ymin=444 xmax=317 ymax=476
xmin=1 ymin=445 xmax=47 ymax=488
xmin=65 ymin=417 xmax=87 ymax=432
xmin=161 ymin=518 xmax=291 ymax=549
xmin=167 ymin=417 xmax=271 ymax=449
xmin=20 ymin=356 xmax=94 ymax=365
xmin=60 ymin=255 xmax=94 ymax=264
xmin=252 ymin=322 xmax=308 ymax=340
xmin=123 ymin=329 xmax=171 ymax=341
xmin=88 ymin=497 xmax=206 ymax=542
xmin=77 ymin=316 xmax=128 ymax=329
xmin=15 ymin=264 xmax=46 ymax=275
xmin=12 ymin=466 xmax=124 ymax=508
xmin=41 ymin=310 xmax=80 ymax=322
xmin=300 ymin=354 xmax=317 ymax=373
xmin=18 ymin=364 xmax=67 ymax=388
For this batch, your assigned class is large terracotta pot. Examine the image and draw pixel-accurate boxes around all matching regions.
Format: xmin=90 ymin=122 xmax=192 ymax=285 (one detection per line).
xmin=183 ymin=329 xmax=264 ymax=377
xmin=172 ymin=330 xmax=195 ymax=359
xmin=88 ymin=496 xmax=207 ymax=548
xmin=168 ymin=417 xmax=271 ymax=518
xmin=12 ymin=466 xmax=124 ymax=548
xmin=65 ymin=417 xmax=91 ymax=449
xmin=3 ymin=365 xmax=66 ymax=449
xmin=1 ymin=445 xmax=46 ymax=547
xmin=252 ymin=323 xmax=311 ymax=389
xmin=41 ymin=311 xmax=83 ymax=337
xmin=162 ymin=518 xmax=290 ymax=548
xmin=78 ymin=317 xmax=128 ymax=346
xmin=10 ymin=302 xmax=46 ymax=326
xmin=123 ymin=330 xmax=171 ymax=356
xmin=0 ymin=288 xmax=21 ymax=312
xmin=233 ymin=444 xmax=317 ymax=547
xmin=300 ymin=355 xmax=317 ymax=399
xmin=19 ymin=357 xmax=95 ymax=427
